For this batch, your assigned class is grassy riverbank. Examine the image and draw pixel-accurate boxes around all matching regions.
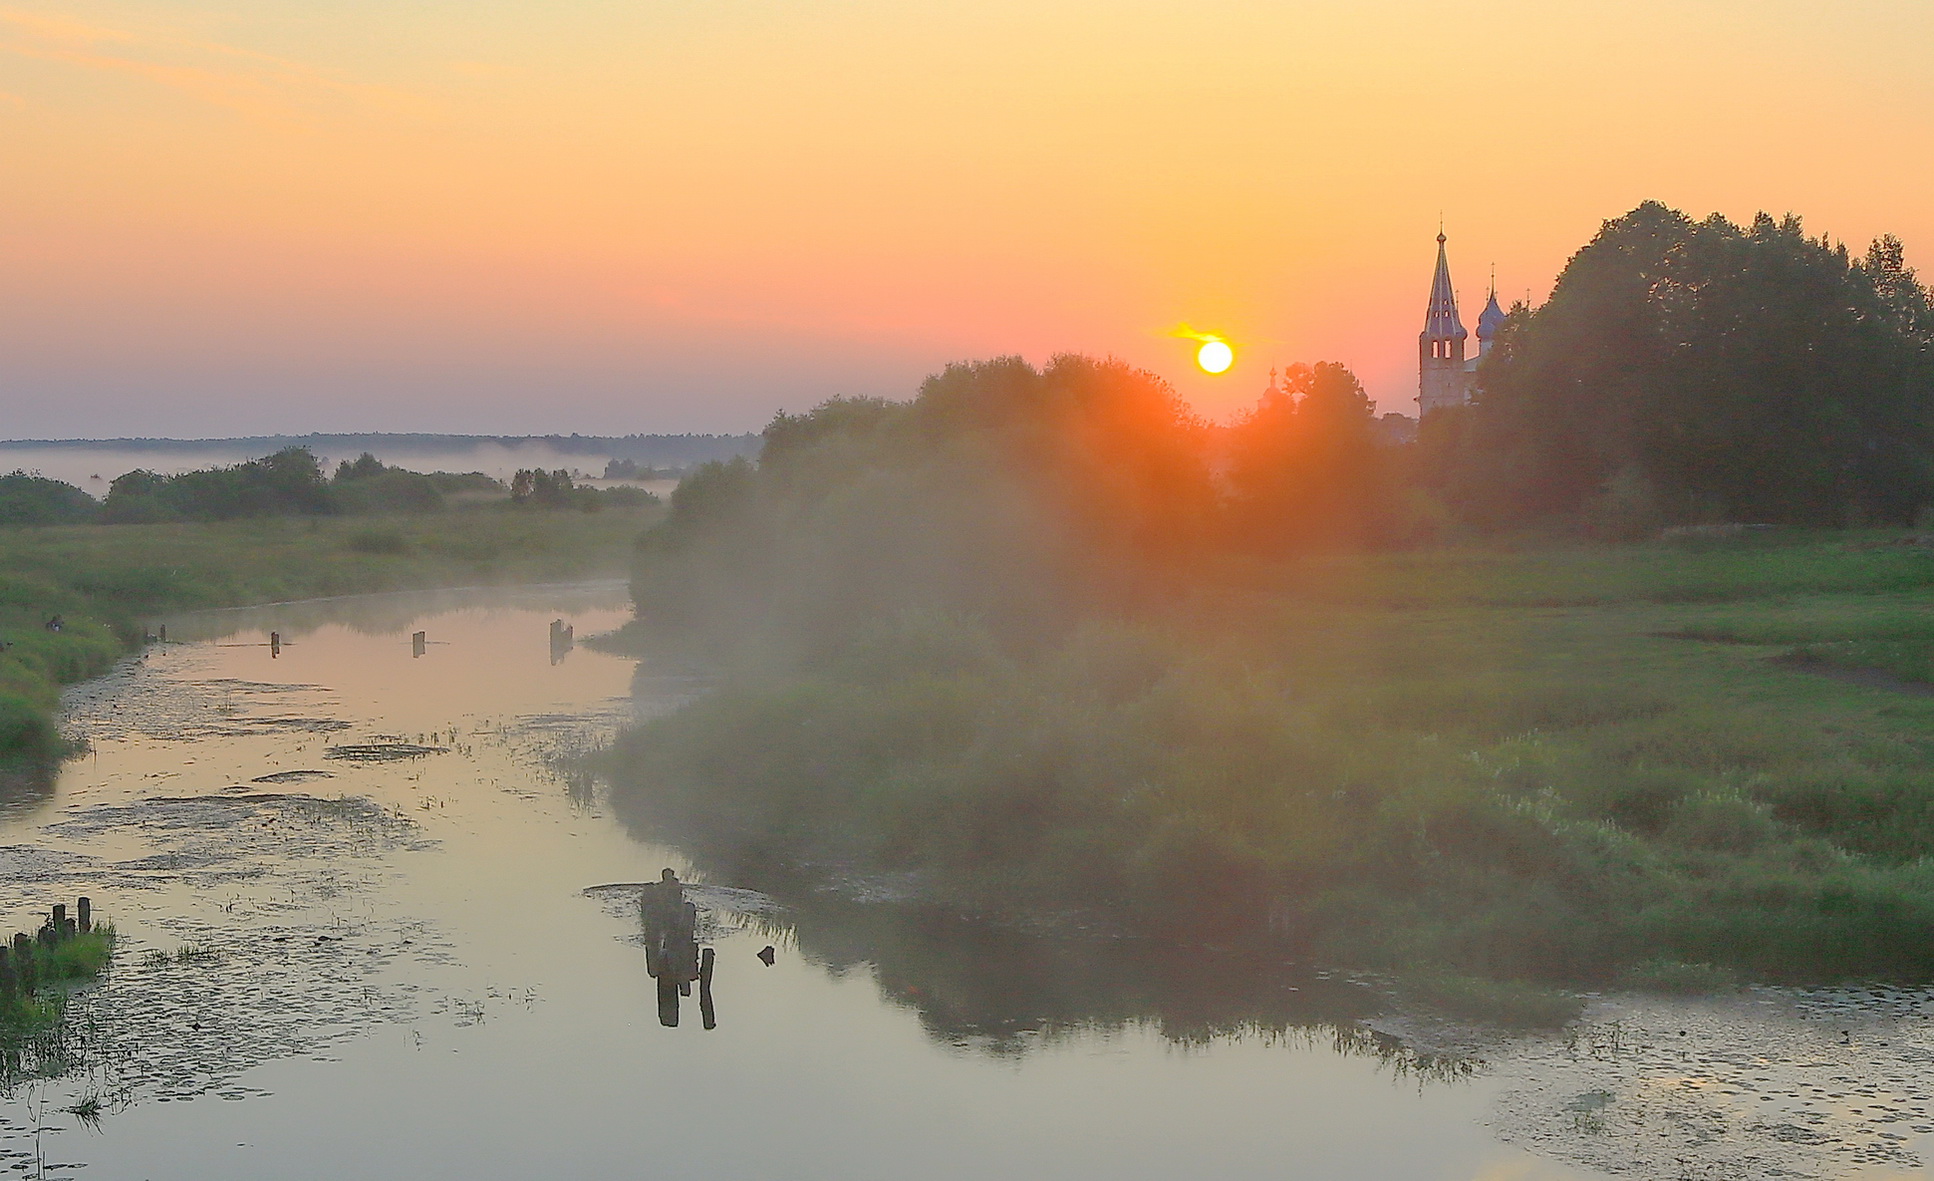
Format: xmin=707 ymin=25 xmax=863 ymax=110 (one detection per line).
xmin=0 ymin=928 xmax=114 ymax=1068
xmin=608 ymin=529 xmax=1934 ymax=986
xmin=0 ymin=508 xmax=657 ymax=769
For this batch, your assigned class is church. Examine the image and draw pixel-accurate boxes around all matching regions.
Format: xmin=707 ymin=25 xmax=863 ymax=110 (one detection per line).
xmin=1417 ymin=231 xmax=1506 ymax=416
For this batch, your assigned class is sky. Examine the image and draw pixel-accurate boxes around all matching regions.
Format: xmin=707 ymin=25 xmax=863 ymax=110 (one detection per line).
xmin=2 ymin=0 xmax=1932 ymax=438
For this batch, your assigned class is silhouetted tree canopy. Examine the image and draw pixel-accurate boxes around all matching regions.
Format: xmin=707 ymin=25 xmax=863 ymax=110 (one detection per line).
xmin=1224 ymin=362 xmax=1403 ymax=550
xmin=634 ymin=355 xmax=1220 ymax=661
xmin=1440 ymin=201 xmax=1934 ymax=529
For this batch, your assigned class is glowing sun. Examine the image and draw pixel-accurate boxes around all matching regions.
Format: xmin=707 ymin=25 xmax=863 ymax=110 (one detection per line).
xmin=1196 ymin=339 xmax=1234 ymax=374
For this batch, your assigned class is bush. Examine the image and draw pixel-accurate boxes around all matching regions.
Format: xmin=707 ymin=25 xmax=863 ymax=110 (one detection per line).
xmin=103 ymin=448 xmax=334 ymax=522
xmin=0 ymin=473 xmax=97 ymax=527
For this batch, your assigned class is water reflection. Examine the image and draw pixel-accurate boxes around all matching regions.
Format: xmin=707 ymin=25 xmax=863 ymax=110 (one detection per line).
xmin=618 ymin=866 xmax=1478 ymax=1085
xmin=0 ymin=763 xmax=56 ymax=819
xmin=156 ymin=580 xmax=631 ymax=644
xmin=639 ymin=869 xmax=717 ymax=1029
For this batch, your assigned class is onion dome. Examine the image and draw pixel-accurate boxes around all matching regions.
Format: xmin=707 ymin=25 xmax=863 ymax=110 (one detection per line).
xmin=1475 ymin=289 xmax=1507 ymax=341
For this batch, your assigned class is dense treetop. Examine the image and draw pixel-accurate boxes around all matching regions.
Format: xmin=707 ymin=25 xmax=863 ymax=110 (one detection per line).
xmin=1436 ymin=201 xmax=1934 ymax=531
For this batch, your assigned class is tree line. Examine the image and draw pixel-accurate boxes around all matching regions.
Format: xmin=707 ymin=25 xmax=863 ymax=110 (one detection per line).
xmin=0 ymin=449 xmax=654 ymax=527
xmin=1425 ymin=201 xmax=1934 ymax=533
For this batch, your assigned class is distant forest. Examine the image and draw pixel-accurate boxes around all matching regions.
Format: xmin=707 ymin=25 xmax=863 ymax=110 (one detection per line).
xmin=0 ymin=449 xmax=655 ymax=525
xmin=0 ymin=432 xmax=763 ymax=466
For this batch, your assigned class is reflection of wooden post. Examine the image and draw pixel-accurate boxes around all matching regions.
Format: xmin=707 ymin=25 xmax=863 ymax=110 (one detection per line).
xmin=269 ymin=631 xmax=281 ymax=658
xmin=77 ymin=897 xmax=91 ymax=934
xmin=412 ymin=631 xmax=427 ymax=658
xmin=699 ymin=947 xmax=716 ymax=1030
xmin=657 ymin=975 xmax=680 ymax=1027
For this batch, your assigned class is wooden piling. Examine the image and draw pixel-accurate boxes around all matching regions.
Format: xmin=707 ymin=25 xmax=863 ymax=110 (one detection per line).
xmin=412 ymin=630 xmax=427 ymax=658
xmin=270 ymin=631 xmax=282 ymax=658
xmin=158 ymin=624 xmax=166 ymax=644
xmin=77 ymin=897 xmax=91 ymax=934
xmin=0 ymin=949 xmax=13 ymax=1001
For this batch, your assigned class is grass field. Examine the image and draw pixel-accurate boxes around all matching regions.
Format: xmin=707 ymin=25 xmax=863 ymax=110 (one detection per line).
xmin=0 ymin=507 xmax=657 ymax=767
xmin=607 ymin=529 xmax=1934 ymax=987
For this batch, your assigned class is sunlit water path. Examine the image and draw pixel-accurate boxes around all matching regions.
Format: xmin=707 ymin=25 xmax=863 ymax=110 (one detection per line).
xmin=0 ymin=583 xmax=1927 ymax=1179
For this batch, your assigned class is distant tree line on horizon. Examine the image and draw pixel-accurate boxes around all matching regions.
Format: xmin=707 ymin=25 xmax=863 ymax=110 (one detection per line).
xmin=0 ymin=449 xmax=657 ymax=527
xmin=0 ymin=431 xmax=761 ymax=465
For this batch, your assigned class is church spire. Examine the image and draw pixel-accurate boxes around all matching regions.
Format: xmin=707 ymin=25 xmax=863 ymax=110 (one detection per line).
xmin=1418 ymin=229 xmax=1475 ymax=416
xmin=1421 ymin=232 xmax=1467 ymax=343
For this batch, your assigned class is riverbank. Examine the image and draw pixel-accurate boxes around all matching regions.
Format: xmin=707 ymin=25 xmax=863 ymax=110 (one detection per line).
xmin=604 ymin=529 xmax=1934 ymax=987
xmin=0 ymin=508 xmax=657 ymax=770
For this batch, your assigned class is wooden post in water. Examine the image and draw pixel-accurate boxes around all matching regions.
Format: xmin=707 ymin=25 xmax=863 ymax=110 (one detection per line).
xmin=51 ymin=904 xmax=65 ymax=936
xmin=0 ymin=947 xmax=13 ymax=1002
xmin=412 ymin=631 xmax=427 ymax=658
xmin=269 ymin=631 xmax=282 ymax=658
xmin=77 ymin=897 xmax=91 ymax=934
xmin=158 ymin=624 xmax=167 ymax=644
xmin=11 ymin=934 xmax=29 ymax=993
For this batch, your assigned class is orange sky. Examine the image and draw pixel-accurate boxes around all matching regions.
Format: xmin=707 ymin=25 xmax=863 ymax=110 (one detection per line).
xmin=3 ymin=0 xmax=1932 ymax=436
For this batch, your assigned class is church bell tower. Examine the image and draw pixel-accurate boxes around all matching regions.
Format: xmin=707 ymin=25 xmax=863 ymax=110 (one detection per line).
xmin=1418 ymin=231 xmax=1471 ymax=416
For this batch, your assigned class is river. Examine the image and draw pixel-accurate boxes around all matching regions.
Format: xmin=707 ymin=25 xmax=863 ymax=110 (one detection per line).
xmin=1 ymin=583 xmax=1928 ymax=1179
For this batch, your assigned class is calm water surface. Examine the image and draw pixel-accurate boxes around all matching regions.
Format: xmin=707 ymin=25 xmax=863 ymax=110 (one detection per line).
xmin=2 ymin=584 xmax=1927 ymax=1180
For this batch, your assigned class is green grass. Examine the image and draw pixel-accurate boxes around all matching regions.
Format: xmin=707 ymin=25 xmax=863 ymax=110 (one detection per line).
xmin=140 ymin=944 xmax=220 ymax=968
xmin=0 ymin=507 xmax=657 ymax=769
xmin=605 ymin=528 xmax=1934 ymax=988
xmin=1 ymin=930 xmax=115 ymax=1051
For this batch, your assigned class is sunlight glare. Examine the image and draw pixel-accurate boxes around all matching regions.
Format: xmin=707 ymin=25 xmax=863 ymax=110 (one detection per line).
xmin=1196 ymin=340 xmax=1234 ymax=374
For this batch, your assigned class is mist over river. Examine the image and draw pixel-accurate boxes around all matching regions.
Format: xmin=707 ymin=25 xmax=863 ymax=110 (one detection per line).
xmin=0 ymin=583 xmax=1927 ymax=1179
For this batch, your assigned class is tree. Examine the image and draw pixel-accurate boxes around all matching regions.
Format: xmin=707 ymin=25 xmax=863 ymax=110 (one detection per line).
xmin=1455 ymin=202 xmax=1934 ymax=528
xmin=1225 ymin=362 xmax=1402 ymax=550
xmin=0 ymin=472 xmax=98 ymax=526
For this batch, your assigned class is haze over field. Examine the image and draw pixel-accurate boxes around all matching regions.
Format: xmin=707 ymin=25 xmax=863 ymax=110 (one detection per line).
xmin=3 ymin=0 xmax=1932 ymax=435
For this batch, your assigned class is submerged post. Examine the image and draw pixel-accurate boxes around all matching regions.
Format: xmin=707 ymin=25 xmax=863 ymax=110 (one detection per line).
xmin=412 ymin=631 xmax=427 ymax=658
xmin=77 ymin=897 xmax=91 ymax=934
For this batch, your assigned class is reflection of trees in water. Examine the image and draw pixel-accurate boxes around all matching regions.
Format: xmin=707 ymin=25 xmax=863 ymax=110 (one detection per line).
xmin=158 ymin=582 xmax=631 ymax=643
xmin=0 ymin=762 xmax=57 ymax=819
xmin=716 ymin=888 xmax=1476 ymax=1082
